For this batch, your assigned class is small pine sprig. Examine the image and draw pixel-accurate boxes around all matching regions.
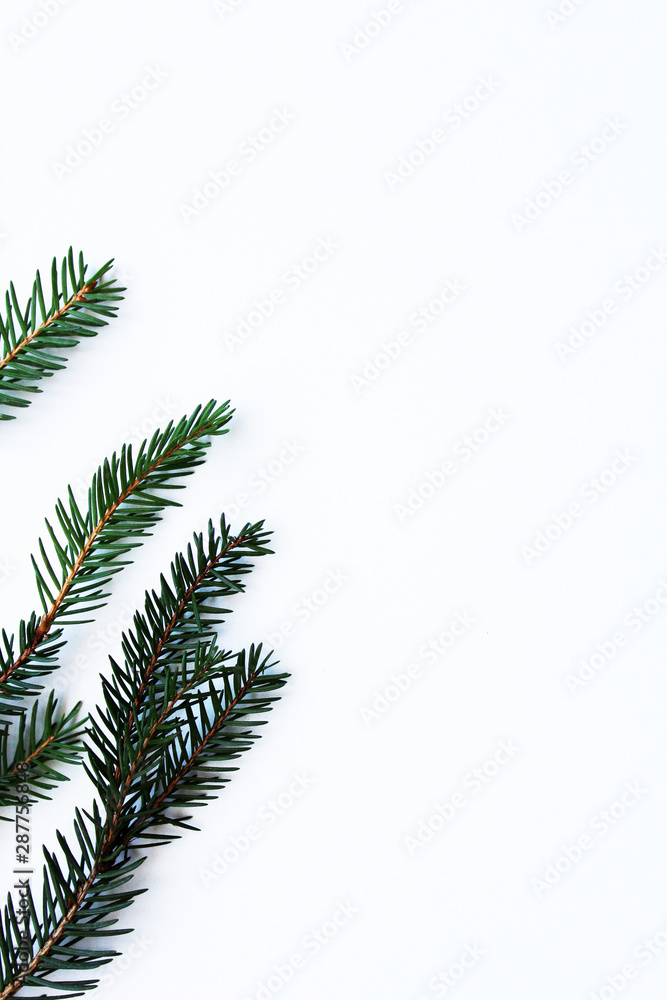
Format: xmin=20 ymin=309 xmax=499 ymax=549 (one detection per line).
xmin=131 ymin=644 xmax=287 ymax=842
xmin=103 ymin=514 xmax=274 ymax=739
xmin=0 ymin=249 xmax=124 ymax=420
xmin=86 ymin=514 xmax=274 ymax=802
xmin=0 ymin=521 xmax=287 ymax=998
xmin=0 ymin=692 xmax=85 ymax=810
xmin=0 ymin=644 xmax=286 ymax=999
xmin=0 ymin=401 xmax=234 ymax=807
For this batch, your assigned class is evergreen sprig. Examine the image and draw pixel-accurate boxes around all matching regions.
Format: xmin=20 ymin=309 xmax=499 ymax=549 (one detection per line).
xmin=0 ymin=520 xmax=286 ymax=998
xmin=0 ymin=401 xmax=234 ymax=807
xmin=0 ymin=249 xmax=124 ymax=421
xmin=0 ymin=693 xmax=85 ymax=809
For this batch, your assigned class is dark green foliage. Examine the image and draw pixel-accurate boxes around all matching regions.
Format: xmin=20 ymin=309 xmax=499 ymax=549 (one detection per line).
xmin=0 ymin=519 xmax=287 ymax=997
xmin=0 ymin=401 xmax=234 ymax=807
xmin=0 ymin=249 xmax=287 ymax=996
xmin=0 ymin=692 xmax=85 ymax=809
xmin=0 ymin=249 xmax=124 ymax=421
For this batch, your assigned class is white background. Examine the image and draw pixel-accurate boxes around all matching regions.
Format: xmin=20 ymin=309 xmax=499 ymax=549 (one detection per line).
xmin=1 ymin=1 xmax=667 ymax=998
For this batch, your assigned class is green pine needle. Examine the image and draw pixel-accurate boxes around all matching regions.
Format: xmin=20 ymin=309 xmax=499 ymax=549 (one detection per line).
xmin=0 ymin=693 xmax=86 ymax=814
xmin=0 ymin=249 xmax=124 ymax=421
xmin=0 ymin=520 xmax=287 ymax=997
xmin=0 ymin=401 xmax=234 ymax=807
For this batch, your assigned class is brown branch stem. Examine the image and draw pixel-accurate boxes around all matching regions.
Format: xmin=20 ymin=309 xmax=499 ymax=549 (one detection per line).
xmin=0 ymin=647 xmax=262 ymax=999
xmin=0 ymin=420 xmax=219 ymax=687
xmin=0 ymin=281 xmax=97 ymax=375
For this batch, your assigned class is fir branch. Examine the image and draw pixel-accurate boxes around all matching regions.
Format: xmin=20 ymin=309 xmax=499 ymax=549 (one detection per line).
xmin=0 ymin=645 xmax=285 ymax=998
xmin=0 ymin=521 xmax=286 ymax=997
xmin=107 ymin=514 xmax=272 ymax=754
xmin=0 ymin=401 xmax=234 ymax=805
xmin=0 ymin=694 xmax=86 ymax=813
xmin=0 ymin=249 xmax=124 ymax=421
xmin=126 ymin=645 xmax=285 ymax=843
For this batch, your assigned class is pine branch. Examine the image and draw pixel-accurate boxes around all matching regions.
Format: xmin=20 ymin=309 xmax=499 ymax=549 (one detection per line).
xmin=0 ymin=401 xmax=234 ymax=806
xmin=0 ymin=521 xmax=286 ymax=997
xmin=107 ymin=514 xmax=273 ymax=752
xmin=0 ymin=693 xmax=86 ymax=814
xmin=126 ymin=645 xmax=286 ymax=844
xmin=91 ymin=641 xmax=283 ymax=851
xmin=0 ymin=249 xmax=124 ymax=421
xmin=0 ymin=645 xmax=285 ymax=998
